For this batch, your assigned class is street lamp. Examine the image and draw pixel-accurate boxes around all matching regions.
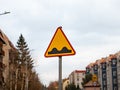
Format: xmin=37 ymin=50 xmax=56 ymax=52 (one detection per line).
xmin=0 ymin=11 xmax=10 ymax=15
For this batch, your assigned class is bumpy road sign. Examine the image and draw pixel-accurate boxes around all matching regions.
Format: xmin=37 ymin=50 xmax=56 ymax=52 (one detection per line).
xmin=92 ymin=74 xmax=98 ymax=82
xmin=44 ymin=27 xmax=76 ymax=57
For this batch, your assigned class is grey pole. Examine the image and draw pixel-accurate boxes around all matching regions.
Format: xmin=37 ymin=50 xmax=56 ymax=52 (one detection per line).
xmin=59 ymin=56 xmax=62 ymax=90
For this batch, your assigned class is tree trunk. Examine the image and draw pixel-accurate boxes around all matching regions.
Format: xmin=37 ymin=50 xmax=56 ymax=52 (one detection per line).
xmin=15 ymin=69 xmax=18 ymax=90
xmin=21 ymin=73 xmax=24 ymax=90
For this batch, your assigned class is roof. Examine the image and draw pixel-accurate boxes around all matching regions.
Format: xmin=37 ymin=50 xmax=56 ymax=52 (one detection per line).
xmin=109 ymin=54 xmax=116 ymax=59
xmin=0 ymin=29 xmax=16 ymax=51
xmin=86 ymin=63 xmax=94 ymax=68
xmin=84 ymin=80 xmax=100 ymax=87
xmin=86 ymin=51 xmax=120 ymax=68
xmin=0 ymin=30 xmax=6 ymax=44
xmin=100 ymin=58 xmax=106 ymax=64
xmin=74 ymin=70 xmax=86 ymax=73
xmin=0 ymin=38 xmax=5 ymax=44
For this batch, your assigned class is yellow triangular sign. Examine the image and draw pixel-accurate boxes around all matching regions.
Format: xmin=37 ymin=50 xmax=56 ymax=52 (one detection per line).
xmin=44 ymin=27 xmax=76 ymax=57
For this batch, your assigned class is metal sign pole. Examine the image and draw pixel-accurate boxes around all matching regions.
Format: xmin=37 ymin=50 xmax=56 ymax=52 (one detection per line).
xmin=59 ymin=56 xmax=62 ymax=90
xmin=44 ymin=27 xmax=76 ymax=90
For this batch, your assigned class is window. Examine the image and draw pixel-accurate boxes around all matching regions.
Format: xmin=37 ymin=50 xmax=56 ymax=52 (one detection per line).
xmin=86 ymin=68 xmax=89 ymax=73
xmin=103 ymin=73 xmax=106 ymax=78
xmin=103 ymin=80 xmax=106 ymax=85
xmin=94 ymin=65 xmax=98 ymax=70
xmin=113 ymin=71 xmax=117 ymax=76
xmin=103 ymin=63 xmax=106 ymax=69
xmin=103 ymin=87 xmax=106 ymax=90
xmin=114 ymin=87 xmax=117 ymax=90
xmin=112 ymin=59 xmax=117 ymax=65
xmin=107 ymin=63 xmax=109 ymax=66
xmin=113 ymin=79 xmax=117 ymax=84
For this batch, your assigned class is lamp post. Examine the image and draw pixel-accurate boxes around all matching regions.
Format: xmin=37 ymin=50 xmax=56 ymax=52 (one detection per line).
xmin=0 ymin=11 xmax=10 ymax=15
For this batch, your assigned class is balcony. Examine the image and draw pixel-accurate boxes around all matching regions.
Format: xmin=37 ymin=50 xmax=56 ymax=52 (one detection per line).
xmin=0 ymin=50 xmax=5 ymax=56
xmin=0 ymin=62 xmax=6 ymax=71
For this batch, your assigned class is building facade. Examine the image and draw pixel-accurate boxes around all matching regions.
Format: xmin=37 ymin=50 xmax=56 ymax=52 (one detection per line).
xmin=86 ymin=52 xmax=120 ymax=90
xmin=0 ymin=29 xmax=16 ymax=90
xmin=69 ymin=70 xmax=86 ymax=89
xmin=0 ymin=31 xmax=6 ymax=89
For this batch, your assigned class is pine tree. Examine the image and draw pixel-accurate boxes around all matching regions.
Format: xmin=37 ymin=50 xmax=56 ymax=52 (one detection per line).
xmin=65 ymin=83 xmax=77 ymax=90
xmin=81 ymin=73 xmax=92 ymax=87
xmin=16 ymin=34 xmax=34 ymax=90
xmin=14 ymin=34 xmax=43 ymax=90
xmin=16 ymin=34 xmax=33 ymax=68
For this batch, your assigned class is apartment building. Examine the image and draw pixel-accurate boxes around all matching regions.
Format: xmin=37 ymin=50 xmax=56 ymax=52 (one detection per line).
xmin=0 ymin=29 xmax=16 ymax=89
xmin=86 ymin=52 xmax=120 ymax=90
xmin=0 ymin=31 xmax=6 ymax=89
xmin=69 ymin=70 xmax=86 ymax=89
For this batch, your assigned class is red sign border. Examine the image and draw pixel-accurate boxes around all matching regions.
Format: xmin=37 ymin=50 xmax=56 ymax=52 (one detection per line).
xmin=44 ymin=26 xmax=76 ymax=57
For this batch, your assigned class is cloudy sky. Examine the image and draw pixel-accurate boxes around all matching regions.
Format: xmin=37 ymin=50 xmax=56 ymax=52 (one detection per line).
xmin=0 ymin=0 xmax=120 ymax=86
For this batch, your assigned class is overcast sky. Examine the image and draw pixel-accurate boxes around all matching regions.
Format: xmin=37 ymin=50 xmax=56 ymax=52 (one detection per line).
xmin=0 ymin=0 xmax=120 ymax=86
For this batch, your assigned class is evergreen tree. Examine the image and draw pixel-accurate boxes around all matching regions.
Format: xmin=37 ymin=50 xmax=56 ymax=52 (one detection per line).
xmin=14 ymin=34 xmax=43 ymax=90
xmin=65 ymin=83 xmax=77 ymax=90
xmin=16 ymin=34 xmax=34 ymax=90
xmin=81 ymin=73 xmax=92 ymax=87
xmin=16 ymin=34 xmax=33 ymax=69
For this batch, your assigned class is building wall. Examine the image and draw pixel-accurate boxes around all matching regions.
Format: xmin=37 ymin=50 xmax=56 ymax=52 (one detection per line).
xmin=69 ymin=70 xmax=86 ymax=89
xmin=0 ymin=29 xmax=16 ymax=89
xmin=98 ymin=65 xmax=102 ymax=90
xmin=84 ymin=87 xmax=100 ymax=90
xmin=69 ymin=72 xmax=74 ymax=84
xmin=86 ymin=53 xmax=120 ymax=90
xmin=0 ymin=39 xmax=5 ymax=90
xmin=3 ymin=44 xmax=11 ymax=83
xmin=2 ymin=31 xmax=11 ymax=84
xmin=117 ymin=54 xmax=120 ymax=90
xmin=63 ymin=79 xmax=69 ymax=90
xmin=106 ymin=61 xmax=112 ymax=90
